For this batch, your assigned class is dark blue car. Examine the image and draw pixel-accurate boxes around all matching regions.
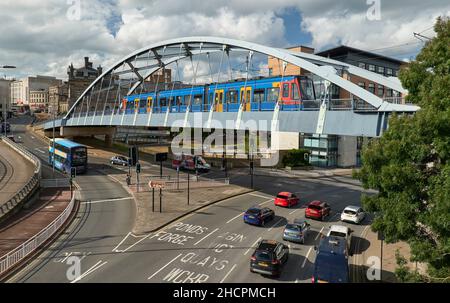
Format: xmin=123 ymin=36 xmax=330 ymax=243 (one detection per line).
xmin=243 ymin=207 xmax=275 ymax=227
xmin=312 ymin=236 xmax=349 ymax=283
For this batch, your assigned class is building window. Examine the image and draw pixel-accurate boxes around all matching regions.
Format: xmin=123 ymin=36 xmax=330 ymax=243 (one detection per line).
xmin=268 ymin=68 xmax=273 ymax=76
xmin=394 ymin=70 xmax=399 ymax=77
xmin=378 ymin=85 xmax=384 ymax=97
xmin=368 ymin=64 xmax=375 ymax=72
xmin=368 ymin=83 xmax=375 ymax=94
xmin=377 ymin=66 xmax=385 ymax=74
xmin=358 ymin=82 xmax=365 ymax=89
xmin=386 ymin=89 xmax=393 ymax=97
xmin=386 ymin=68 xmax=393 ymax=76
xmin=358 ymin=62 xmax=366 ymax=69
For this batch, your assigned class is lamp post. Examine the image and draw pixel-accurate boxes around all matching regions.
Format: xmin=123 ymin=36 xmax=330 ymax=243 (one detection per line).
xmin=1 ymin=65 xmax=16 ymax=137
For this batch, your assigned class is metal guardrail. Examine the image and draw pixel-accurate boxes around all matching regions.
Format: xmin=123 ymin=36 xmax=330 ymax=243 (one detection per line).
xmin=134 ymin=176 xmax=230 ymax=192
xmin=0 ymin=137 xmax=42 ymax=219
xmin=0 ymin=194 xmax=76 ymax=276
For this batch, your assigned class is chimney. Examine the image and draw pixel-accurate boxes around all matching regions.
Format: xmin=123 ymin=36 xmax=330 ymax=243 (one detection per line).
xmin=84 ymin=57 xmax=89 ymax=68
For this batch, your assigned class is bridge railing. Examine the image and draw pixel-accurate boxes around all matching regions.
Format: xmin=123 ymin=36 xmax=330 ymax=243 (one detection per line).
xmin=0 ymin=137 xmax=42 ymax=221
xmin=0 ymin=191 xmax=76 ymax=278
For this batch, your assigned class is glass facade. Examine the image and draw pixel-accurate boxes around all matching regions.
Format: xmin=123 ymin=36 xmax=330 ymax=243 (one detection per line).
xmin=302 ymin=134 xmax=338 ymax=167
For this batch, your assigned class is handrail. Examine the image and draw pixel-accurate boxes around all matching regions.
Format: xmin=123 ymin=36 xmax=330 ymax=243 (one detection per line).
xmin=0 ymin=137 xmax=42 ymax=219
xmin=0 ymin=194 xmax=76 ymax=276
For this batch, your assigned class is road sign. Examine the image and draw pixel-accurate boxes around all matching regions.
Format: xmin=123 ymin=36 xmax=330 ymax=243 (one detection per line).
xmin=155 ymin=152 xmax=168 ymax=162
xmin=149 ymin=180 xmax=166 ymax=189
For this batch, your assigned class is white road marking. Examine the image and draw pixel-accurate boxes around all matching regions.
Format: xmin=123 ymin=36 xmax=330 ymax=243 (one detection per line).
xmin=61 ymin=252 xmax=73 ymax=263
xmin=259 ymin=199 xmax=273 ymax=206
xmin=249 ymin=193 xmax=273 ymax=199
xmin=302 ymin=247 xmax=313 ymax=268
xmin=289 ymin=209 xmax=300 ymax=215
xmin=148 ymin=253 xmax=183 ymax=280
xmin=194 ymin=228 xmax=219 ymax=246
xmin=81 ymin=197 xmax=133 ymax=205
xmin=315 ymin=227 xmax=325 ymax=240
xmin=71 ymin=260 xmax=108 ymax=283
xmin=226 ymin=212 xmax=244 ymax=224
xmin=112 ymin=232 xmax=131 ymax=252
xmin=119 ymin=232 xmax=154 ymax=253
xmin=34 ymin=148 xmax=45 ymax=154
xmin=220 ymin=264 xmax=237 ymax=283
xmin=244 ymin=237 xmax=262 ymax=256
xmin=268 ymin=218 xmax=284 ymax=231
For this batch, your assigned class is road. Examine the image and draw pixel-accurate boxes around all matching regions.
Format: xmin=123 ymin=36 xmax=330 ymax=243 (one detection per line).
xmin=7 ymin=115 xmax=371 ymax=283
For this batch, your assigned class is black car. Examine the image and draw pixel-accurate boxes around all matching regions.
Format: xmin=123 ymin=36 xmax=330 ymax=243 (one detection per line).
xmin=243 ymin=207 xmax=275 ymax=226
xmin=110 ymin=155 xmax=129 ymax=166
xmin=250 ymin=240 xmax=289 ymax=277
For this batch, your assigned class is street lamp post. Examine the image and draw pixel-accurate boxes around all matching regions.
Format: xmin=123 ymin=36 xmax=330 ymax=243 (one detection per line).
xmin=1 ymin=65 xmax=16 ymax=138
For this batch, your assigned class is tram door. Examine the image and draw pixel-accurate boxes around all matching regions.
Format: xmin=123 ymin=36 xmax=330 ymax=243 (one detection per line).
xmin=147 ymin=96 xmax=153 ymax=113
xmin=134 ymin=99 xmax=139 ymax=114
xmin=215 ymin=90 xmax=224 ymax=112
xmin=240 ymin=87 xmax=252 ymax=111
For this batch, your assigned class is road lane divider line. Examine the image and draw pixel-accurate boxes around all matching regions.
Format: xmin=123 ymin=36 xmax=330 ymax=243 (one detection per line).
xmin=244 ymin=237 xmax=262 ymax=256
xmin=250 ymin=193 xmax=273 ymax=199
xmin=315 ymin=227 xmax=325 ymax=240
xmin=112 ymin=232 xmax=132 ymax=252
xmin=220 ymin=264 xmax=237 ymax=283
xmin=71 ymin=260 xmax=108 ymax=283
xmin=289 ymin=209 xmax=301 ymax=215
xmin=148 ymin=253 xmax=183 ymax=280
xmin=226 ymin=212 xmax=244 ymax=224
xmin=81 ymin=197 xmax=133 ymax=205
xmin=268 ymin=218 xmax=284 ymax=231
xmin=302 ymin=247 xmax=313 ymax=268
xmin=120 ymin=233 xmax=154 ymax=253
xmin=259 ymin=199 xmax=273 ymax=206
xmin=194 ymin=228 xmax=219 ymax=246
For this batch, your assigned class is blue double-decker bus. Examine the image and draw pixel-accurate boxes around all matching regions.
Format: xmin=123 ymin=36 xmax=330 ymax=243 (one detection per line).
xmin=49 ymin=139 xmax=88 ymax=174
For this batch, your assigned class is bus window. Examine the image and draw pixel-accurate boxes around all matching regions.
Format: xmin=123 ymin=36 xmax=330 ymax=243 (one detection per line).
xmin=292 ymin=83 xmax=300 ymax=100
xmin=300 ymin=79 xmax=315 ymax=100
xmin=267 ymin=87 xmax=280 ymax=102
xmin=253 ymin=89 xmax=265 ymax=103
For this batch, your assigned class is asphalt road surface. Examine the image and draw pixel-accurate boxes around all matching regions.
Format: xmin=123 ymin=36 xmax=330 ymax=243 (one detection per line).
xmin=7 ymin=115 xmax=372 ymax=283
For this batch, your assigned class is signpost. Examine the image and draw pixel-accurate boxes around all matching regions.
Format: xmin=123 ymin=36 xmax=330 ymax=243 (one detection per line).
xmin=149 ymin=180 xmax=165 ymax=213
xmin=155 ymin=152 xmax=168 ymax=178
xmin=136 ymin=162 xmax=141 ymax=192
xmin=378 ymin=231 xmax=385 ymax=282
xmin=70 ymin=167 xmax=76 ymax=199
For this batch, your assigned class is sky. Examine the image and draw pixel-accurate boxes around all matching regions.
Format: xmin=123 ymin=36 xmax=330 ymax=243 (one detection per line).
xmin=0 ymin=0 xmax=448 ymax=80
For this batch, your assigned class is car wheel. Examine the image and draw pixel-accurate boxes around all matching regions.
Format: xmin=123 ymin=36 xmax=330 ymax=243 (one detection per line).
xmin=261 ymin=219 xmax=265 ymax=227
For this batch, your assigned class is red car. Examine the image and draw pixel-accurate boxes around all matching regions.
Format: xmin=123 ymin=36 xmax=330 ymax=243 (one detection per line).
xmin=305 ymin=200 xmax=331 ymax=220
xmin=274 ymin=192 xmax=299 ymax=208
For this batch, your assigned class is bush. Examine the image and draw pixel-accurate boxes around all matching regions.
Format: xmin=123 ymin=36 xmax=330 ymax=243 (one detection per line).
xmin=282 ymin=149 xmax=310 ymax=167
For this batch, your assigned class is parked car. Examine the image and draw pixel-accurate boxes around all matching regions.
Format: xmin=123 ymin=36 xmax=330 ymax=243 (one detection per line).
xmin=243 ymin=207 xmax=275 ymax=227
xmin=250 ymin=240 xmax=289 ymax=277
xmin=274 ymin=192 xmax=299 ymax=208
xmin=305 ymin=200 xmax=331 ymax=221
xmin=326 ymin=225 xmax=353 ymax=254
xmin=110 ymin=155 xmax=129 ymax=166
xmin=312 ymin=236 xmax=349 ymax=283
xmin=283 ymin=219 xmax=310 ymax=244
xmin=341 ymin=205 xmax=365 ymax=224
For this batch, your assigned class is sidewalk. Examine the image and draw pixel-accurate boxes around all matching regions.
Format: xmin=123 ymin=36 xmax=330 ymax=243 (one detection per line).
xmin=254 ymin=167 xmax=354 ymax=179
xmin=357 ymin=228 xmax=427 ymax=283
xmin=0 ymin=188 xmax=71 ymax=260
xmin=100 ymin=166 xmax=252 ymax=235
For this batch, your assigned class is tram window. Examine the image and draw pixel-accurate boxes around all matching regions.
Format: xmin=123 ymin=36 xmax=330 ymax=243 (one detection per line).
xmin=267 ymin=87 xmax=279 ymax=102
xmin=185 ymin=95 xmax=191 ymax=105
xmin=139 ymin=99 xmax=146 ymax=108
xmin=226 ymin=90 xmax=238 ymax=103
xmin=292 ymin=83 xmax=300 ymax=100
xmin=215 ymin=92 xmax=223 ymax=104
xmin=193 ymin=94 xmax=202 ymax=105
xmin=253 ymin=89 xmax=265 ymax=103
xmin=176 ymin=96 xmax=182 ymax=105
xmin=159 ymin=98 xmax=167 ymax=106
xmin=282 ymin=83 xmax=289 ymax=98
xmin=300 ymin=79 xmax=315 ymax=100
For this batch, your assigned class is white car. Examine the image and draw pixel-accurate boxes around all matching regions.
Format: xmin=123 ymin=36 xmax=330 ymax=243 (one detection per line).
xmin=327 ymin=225 xmax=353 ymax=255
xmin=341 ymin=206 xmax=366 ymax=224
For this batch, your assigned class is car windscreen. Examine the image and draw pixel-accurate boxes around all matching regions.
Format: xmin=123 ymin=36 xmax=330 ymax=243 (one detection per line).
xmin=246 ymin=208 xmax=260 ymax=215
xmin=276 ymin=194 xmax=289 ymax=199
xmin=255 ymin=251 xmax=273 ymax=261
xmin=285 ymin=224 xmax=301 ymax=231
xmin=329 ymin=231 xmax=347 ymax=238
xmin=308 ymin=204 xmax=322 ymax=210
xmin=344 ymin=209 xmax=357 ymax=215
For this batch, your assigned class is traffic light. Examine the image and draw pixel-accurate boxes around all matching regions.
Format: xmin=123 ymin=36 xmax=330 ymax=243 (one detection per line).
xmin=136 ymin=162 xmax=141 ymax=174
xmin=129 ymin=146 xmax=138 ymax=166
xmin=70 ymin=167 xmax=77 ymax=178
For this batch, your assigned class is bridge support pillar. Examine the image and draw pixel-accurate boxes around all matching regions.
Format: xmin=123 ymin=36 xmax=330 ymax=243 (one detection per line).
xmin=105 ymin=134 xmax=113 ymax=148
xmin=59 ymin=126 xmax=116 ymax=147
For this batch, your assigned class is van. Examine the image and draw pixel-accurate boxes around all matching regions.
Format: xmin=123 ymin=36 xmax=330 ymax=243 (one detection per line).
xmin=312 ymin=236 xmax=350 ymax=283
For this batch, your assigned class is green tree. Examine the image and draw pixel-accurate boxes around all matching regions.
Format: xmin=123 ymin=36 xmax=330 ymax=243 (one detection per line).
xmin=356 ymin=17 xmax=450 ymax=281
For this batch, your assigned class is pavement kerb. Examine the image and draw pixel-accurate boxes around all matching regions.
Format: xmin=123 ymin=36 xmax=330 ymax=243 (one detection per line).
xmin=0 ymin=183 xmax=81 ymax=282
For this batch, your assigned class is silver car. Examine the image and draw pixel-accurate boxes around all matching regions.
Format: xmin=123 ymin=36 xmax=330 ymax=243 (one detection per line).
xmin=283 ymin=219 xmax=311 ymax=244
xmin=110 ymin=155 xmax=129 ymax=166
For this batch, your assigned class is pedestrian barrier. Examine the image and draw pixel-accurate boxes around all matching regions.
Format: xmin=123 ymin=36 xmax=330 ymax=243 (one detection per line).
xmin=0 ymin=193 xmax=76 ymax=277
xmin=132 ymin=176 xmax=229 ymax=192
xmin=0 ymin=137 xmax=42 ymax=220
